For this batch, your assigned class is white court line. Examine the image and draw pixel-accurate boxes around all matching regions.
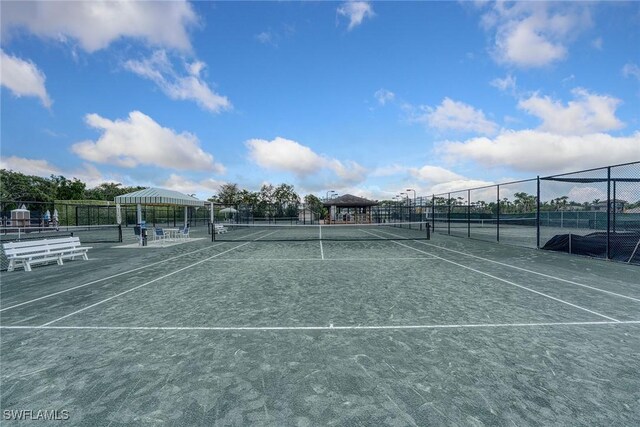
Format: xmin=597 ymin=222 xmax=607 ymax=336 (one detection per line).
xmin=40 ymin=229 xmax=281 ymax=327
xmin=320 ymin=241 xmax=325 ymax=260
xmin=0 ymin=228 xmax=269 ymax=313
xmin=417 ymin=235 xmax=640 ymax=303
xmin=2 ymin=320 xmax=639 ymax=332
xmin=362 ymin=229 xmax=621 ymax=322
xmin=211 ymin=257 xmax=436 ymax=262
xmin=39 ymin=241 xmax=255 ymax=327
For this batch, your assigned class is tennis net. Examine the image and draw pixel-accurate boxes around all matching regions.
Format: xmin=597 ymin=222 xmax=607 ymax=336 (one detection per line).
xmin=213 ymin=222 xmax=430 ymax=242
xmin=0 ymin=225 xmax=123 ymax=243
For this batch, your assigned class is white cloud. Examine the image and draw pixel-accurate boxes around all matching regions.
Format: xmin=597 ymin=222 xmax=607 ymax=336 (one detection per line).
xmin=256 ymin=31 xmax=275 ymax=46
xmin=374 ymin=89 xmax=395 ymax=106
xmin=481 ymin=2 xmax=591 ymax=68
xmin=428 ymin=179 xmax=495 ymax=196
xmin=591 ymin=37 xmax=603 ymax=50
xmin=1 ymin=0 xmax=197 ymax=52
xmin=246 ymin=137 xmax=367 ymax=186
xmin=622 ymin=63 xmax=640 ymax=81
xmin=490 ymin=74 xmax=517 ymax=93
xmin=518 ymin=88 xmax=623 ymax=135
xmin=371 ymin=164 xmax=406 ymax=177
xmin=0 ymin=49 xmax=52 ymax=107
xmin=163 ymin=174 xmax=227 ymax=199
xmin=409 ymin=165 xmax=465 ymax=183
xmin=0 ymin=156 xmax=59 ymax=177
xmin=0 ymin=156 xmax=116 ymax=188
xmin=441 ymin=130 xmax=640 ymax=173
xmin=71 ymin=111 xmax=225 ymax=173
xmin=124 ymin=50 xmax=231 ymax=113
xmin=337 ymin=2 xmax=375 ymax=31
xmin=411 ymin=98 xmax=498 ymax=135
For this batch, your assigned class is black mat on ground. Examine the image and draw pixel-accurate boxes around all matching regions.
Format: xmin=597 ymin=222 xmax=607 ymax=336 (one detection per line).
xmin=542 ymin=231 xmax=640 ymax=263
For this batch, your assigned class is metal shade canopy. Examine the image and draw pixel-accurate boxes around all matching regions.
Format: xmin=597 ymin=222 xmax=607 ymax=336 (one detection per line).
xmin=114 ymin=188 xmax=204 ymax=207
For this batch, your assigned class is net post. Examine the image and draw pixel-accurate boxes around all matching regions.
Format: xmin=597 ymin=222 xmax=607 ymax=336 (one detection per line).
xmin=606 ymin=166 xmax=611 ymax=260
xmin=426 ymin=222 xmax=431 ymax=240
xmin=536 ymin=176 xmax=540 ymax=249
xmin=118 ymin=224 xmax=123 ymax=243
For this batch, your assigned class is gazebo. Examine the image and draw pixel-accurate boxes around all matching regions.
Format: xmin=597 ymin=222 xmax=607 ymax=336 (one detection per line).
xmin=323 ymin=194 xmax=378 ymax=224
xmin=114 ymin=187 xmax=206 ymax=228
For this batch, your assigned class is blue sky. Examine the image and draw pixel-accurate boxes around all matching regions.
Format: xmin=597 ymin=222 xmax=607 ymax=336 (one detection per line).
xmin=1 ymin=1 xmax=639 ymax=201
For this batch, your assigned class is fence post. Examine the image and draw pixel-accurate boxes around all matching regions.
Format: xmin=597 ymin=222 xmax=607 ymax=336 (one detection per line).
xmin=467 ymin=189 xmax=471 ymax=238
xmin=606 ymin=167 xmax=611 ymax=260
xmin=612 ymin=179 xmax=617 ymax=233
xmin=447 ymin=193 xmax=451 ymax=235
xmin=431 ymin=195 xmax=435 ymax=232
xmin=536 ymin=176 xmax=541 ymax=249
xmin=496 ymin=185 xmax=500 ymax=242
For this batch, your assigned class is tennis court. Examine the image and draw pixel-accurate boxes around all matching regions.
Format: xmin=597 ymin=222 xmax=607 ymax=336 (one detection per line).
xmin=1 ymin=224 xmax=638 ymax=425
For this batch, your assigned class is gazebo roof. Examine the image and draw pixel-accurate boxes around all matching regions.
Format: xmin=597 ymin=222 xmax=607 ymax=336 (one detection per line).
xmin=114 ymin=187 xmax=204 ymax=207
xmin=323 ymin=194 xmax=378 ymax=207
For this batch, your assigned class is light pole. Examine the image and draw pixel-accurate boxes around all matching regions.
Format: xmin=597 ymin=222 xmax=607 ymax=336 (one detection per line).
xmin=406 ymin=188 xmax=416 ymax=222
xmin=326 ymin=190 xmax=335 ymax=201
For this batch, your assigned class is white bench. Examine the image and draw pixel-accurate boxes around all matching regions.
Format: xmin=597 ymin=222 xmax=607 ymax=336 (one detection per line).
xmin=2 ymin=237 xmax=92 ymax=272
xmin=214 ymin=224 xmax=228 ymax=234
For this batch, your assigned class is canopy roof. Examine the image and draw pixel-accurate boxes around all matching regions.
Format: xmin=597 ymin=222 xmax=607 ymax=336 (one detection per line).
xmin=114 ymin=187 xmax=204 ymax=207
xmin=323 ymin=194 xmax=378 ymax=207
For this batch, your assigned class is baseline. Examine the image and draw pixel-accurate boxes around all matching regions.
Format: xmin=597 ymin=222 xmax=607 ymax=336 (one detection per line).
xmin=2 ymin=320 xmax=639 ymax=332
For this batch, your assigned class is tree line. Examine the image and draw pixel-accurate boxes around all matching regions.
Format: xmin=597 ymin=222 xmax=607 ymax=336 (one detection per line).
xmin=0 ymin=169 xmax=145 ymax=206
xmin=210 ymin=183 xmax=327 ymax=219
xmin=432 ymin=191 xmax=639 ymax=213
xmin=0 ymin=170 xmax=329 ymax=219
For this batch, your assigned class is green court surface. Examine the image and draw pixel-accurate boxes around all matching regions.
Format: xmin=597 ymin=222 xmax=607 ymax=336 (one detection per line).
xmin=1 ymin=227 xmax=639 ymax=425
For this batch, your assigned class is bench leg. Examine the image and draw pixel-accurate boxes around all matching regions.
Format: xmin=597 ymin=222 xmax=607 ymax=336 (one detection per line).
xmin=82 ymin=252 xmax=89 ymax=261
xmin=8 ymin=259 xmax=15 ymax=272
xmin=57 ymin=256 xmax=64 ymax=266
xmin=24 ymin=261 xmax=32 ymax=272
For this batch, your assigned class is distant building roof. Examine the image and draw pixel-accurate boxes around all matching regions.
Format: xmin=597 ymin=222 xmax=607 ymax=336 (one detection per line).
xmin=323 ymin=194 xmax=378 ymax=207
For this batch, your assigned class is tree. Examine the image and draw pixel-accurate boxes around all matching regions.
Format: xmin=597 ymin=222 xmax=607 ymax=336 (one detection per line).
xmin=51 ymin=175 xmax=86 ymax=200
xmin=257 ymin=184 xmax=275 ymax=218
xmin=273 ymin=183 xmax=300 ymax=217
xmin=215 ymin=183 xmax=241 ymax=205
xmin=0 ymin=169 xmax=54 ymax=205
xmin=304 ymin=194 xmax=326 ymax=220
xmin=85 ymin=183 xmax=144 ymax=201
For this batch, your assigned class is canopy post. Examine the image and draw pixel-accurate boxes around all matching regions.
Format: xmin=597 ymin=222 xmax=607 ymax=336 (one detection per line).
xmin=136 ymin=204 xmax=142 ymax=225
xmin=116 ymin=203 xmax=122 ymax=225
xmin=184 ymin=206 xmax=188 ymax=228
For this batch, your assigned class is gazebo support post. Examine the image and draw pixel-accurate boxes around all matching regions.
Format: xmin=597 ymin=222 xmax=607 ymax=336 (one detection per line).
xmin=184 ymin=206 xmax=188 ymax=228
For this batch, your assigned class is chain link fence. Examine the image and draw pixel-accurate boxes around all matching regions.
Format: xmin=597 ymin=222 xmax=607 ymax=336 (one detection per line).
xmin=426 ymin=162 xmax=640 ymax=265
